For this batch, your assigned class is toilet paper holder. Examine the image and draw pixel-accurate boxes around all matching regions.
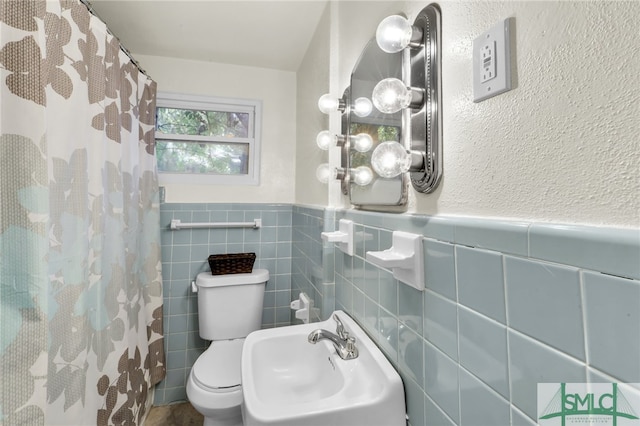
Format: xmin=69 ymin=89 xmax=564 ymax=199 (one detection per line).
xmin=290 ymin=292 xmax=319 ymax=324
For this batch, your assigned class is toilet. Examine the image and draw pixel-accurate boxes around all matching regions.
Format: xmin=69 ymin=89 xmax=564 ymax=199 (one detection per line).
xmin=186 ymin=269 xmax=269 ymax=426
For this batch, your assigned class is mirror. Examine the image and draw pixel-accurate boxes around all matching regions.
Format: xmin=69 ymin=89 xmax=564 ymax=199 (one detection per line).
xmin=348 ymin=38 xmax=407 ymax=207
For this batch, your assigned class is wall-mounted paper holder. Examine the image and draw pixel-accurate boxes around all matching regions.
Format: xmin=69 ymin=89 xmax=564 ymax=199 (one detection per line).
xmin=366 ymin=231 xmax=424 ymax=291
xmin=321 ymin=219 xmax=354 ymax=256
xmin=290 ymin=292 xmax=319 ymax=324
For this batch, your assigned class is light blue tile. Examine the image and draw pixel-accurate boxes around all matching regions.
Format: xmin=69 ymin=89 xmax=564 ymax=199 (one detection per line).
xmin=172 ymin=229 xmax=192 ymax=245
xmin=166 ymin=350 xmax=186 ymax=370
xmin=403 ymin=377 xmax=425 ymax=426
xmin=164 ymin=368 xmax=186 ymax=388
xmin=378 ymin=308 xmax=399 ymax=364
xmin=379 ymin=269 xmax=398 ymax=315
xmin=277 ymin=226 xmax=292 ymax=242
xmin=275 ymin=290 xmax=291 ymax=308
xmin=335 ymin=274 xmax=352 ymax=311
xmin=505 ymin=256 xmax=585 ymax=359
xmin=167 ymin=332 xmax=187 ymax=352
xmin=187 ymin=331 xmax=205 ymax=350
xmin=170 ymin=263 xmax=189 ymax=281
xmin=399 ymin=283 xmax=424 ymax=335
xmin=275 ymin=306 xmax=290 ymax=324
xmin=263 ymin=291 xmax=275 ymax=308
xmin=459 ymin=368 xmax=510 ymax=426
xmin=364 ymin=262 xmax=379 ymax=303
xmin=352 ymin=287 xmax=365 ymax=322
xmin=399 ymin=327 xmax=424 ymax=388
xmin=423 ymin=290 xmax=458 ymax=361
xmin=191 ymin=211 xmax=209 ymax=222
xmin=454 ymin=217 xmax=529 ymax=256
xmin=379 ymin=229 xmax=393 ymax=253
xmin=260 ymin=211 xmax=278 ymax=226
xmin=352 ymin=257 xmax=365 ymax=292
xmin=191 ymin=229 xmax=209 ymax=245
xmin=163 ymin=387 xmax=187 ymax=404
xmin=419 ymin=215 xmax=456 ymax=242
xmin=355 ymin=224 xmax=366 ymax=258
xmin=424 ymin=239 xmax=456 ymax=301
xmin=167 ymin=314 xmax=188 ymax=334
xmin=424 ymin=341 xmax=459 ymax=423
xmin=424 ymin=395 xmax=456 ymax=426
xmin=458 ymin=307 xmax=509 ymax=398
xmin=261 ymin=307 xmax=275 ymax=325
xmin=530 ymin=223 xmax=640 ymax=280
xmin=190 ymin=244 xmax=209 ymax=263
xmin=583 ymin=271 xmax=640 ymax=381
xmin=171 ymin=245 xmax=191 ymax=263
xmin=511 ymin=406 xmax=536 ymax=426
xmin=208 ymin=211 xmax=228 ymax=222
xmin=508 ymin=330 xmax=586 ymax=419
xmin=209 ymin=228 xmax=227 ymax=244
xmin=169 ymin=296 xmax=188 ymax=316
xmin=277 ymin=211 xmax=292 ymax=227
xmin=364 ymin=227 xmax=380 ymax=253
xmin=456 ymin=246 xmax=506 ymax=324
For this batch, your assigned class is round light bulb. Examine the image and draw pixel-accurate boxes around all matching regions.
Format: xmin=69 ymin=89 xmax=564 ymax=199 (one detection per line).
xmin=353 ymin=97 xmax=373 ymax=118
xmin=353 ymin=166 xmax=374 ymax=186
xmin=371 ymin=141 xmax=411 ymax=178
xmin=372 ymin=78 xmax=412 ymax=114
xmin=352 ymin=133 xmax=373 ymax=153
xmin=316 ymin=163 xmax=337 ymax=184
xmin=318 ymin=94 xmax=338 ymax=114
xmin=376 ymin=15 xmax=413 ymax=53
xmin=316 ymin=130 xmax=335 ymax=150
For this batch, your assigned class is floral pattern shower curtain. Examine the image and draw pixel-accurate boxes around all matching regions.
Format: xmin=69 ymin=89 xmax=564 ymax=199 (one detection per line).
xmin=0 ymin=1 xmax=165 ymax=424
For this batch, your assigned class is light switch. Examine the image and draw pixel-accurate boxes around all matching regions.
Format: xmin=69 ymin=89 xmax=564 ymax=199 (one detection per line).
xmin=473 ymin=18 xmax=513 ymax=102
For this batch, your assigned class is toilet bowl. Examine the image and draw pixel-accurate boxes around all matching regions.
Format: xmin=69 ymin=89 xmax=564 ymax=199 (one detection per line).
xmin=186 ymin=340 xmax=245 ymax=426
xmin=185 ymin=269 xmax=269 ymax=426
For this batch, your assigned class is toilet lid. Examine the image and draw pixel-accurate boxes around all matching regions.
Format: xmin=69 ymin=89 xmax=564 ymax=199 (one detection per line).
xmin=192 ymin=339 xmax=244 ymax=391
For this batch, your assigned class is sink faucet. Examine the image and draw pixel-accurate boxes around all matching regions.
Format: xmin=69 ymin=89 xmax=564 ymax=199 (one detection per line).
xmin=308 ymin=314 xmax=359 ymax=360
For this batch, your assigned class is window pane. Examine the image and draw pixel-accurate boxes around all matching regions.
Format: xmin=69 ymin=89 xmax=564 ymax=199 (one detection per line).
xmin=156 ymin=107 xmax=250 ymax=138
xmin=156 ymin=140 xmax=249 ymax=175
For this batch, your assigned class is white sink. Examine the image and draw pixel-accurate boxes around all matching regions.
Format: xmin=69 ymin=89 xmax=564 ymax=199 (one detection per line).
xmin=241 ymin=310 xmax=406 ymax=426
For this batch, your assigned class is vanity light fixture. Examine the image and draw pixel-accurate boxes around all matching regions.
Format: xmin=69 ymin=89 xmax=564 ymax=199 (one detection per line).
xmin=351 ymin=166 xmax=374 ymax=186
xmin=316 ymin=164 xmax=373 ymax=187
xmin=318 ymin=93 xmax=346 ymax=115
xmin=371 ymin=4 xmax=442 ymax=194
xmin=372 ymin=77 xmax=424 ymax=114
xmin=376 ymin=15 xmax=424 ymax=53
xmin=316 ymin=131 xmax=373 ymax=153
xmin=352 ymin=97 xmax=373 ymax=118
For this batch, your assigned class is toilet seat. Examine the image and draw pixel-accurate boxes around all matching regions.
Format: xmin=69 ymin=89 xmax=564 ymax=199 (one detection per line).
xmin=191 ymin=339 xmax=244 ymax=393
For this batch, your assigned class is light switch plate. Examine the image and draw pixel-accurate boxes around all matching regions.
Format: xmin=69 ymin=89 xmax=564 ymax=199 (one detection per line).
xmin=473 ymin=18 xmax=513 ymax=102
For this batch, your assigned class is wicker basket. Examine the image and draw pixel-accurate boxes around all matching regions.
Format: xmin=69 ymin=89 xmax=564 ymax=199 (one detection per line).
xmin=208 ymin=252 xmax=256 ymax=275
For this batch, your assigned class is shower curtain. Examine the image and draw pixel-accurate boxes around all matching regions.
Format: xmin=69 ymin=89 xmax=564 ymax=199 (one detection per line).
xmin=0 ymin=1 xmax=165 ymax=424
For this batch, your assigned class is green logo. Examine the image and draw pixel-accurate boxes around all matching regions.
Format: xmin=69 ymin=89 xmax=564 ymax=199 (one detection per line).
xmin=538 ymin=383 xmax=640 ymax=426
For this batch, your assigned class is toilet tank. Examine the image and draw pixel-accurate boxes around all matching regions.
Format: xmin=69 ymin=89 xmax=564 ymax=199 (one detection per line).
xmin=195 ymin=269 xmax=269 ymax=341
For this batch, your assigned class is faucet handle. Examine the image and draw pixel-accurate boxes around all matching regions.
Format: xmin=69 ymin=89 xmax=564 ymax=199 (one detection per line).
xmin=333 ymin=314 xmax=349 ymax=340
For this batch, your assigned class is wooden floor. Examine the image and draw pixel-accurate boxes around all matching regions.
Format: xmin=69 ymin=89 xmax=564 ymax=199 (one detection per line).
xmin=146 ymin=402 xmax=204 ymax=425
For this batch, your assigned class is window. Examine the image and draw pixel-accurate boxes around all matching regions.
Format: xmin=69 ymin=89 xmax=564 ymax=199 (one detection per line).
xmin=155 ymin=92 xmax=261 ymax=185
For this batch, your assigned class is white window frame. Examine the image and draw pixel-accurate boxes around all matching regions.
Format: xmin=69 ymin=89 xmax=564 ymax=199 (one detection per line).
xmin=155 ymin=92 xmax=262 ymax=186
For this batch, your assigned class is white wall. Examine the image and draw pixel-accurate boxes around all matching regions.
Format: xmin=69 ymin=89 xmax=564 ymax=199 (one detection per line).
xmin=294 ymin=4 xmax=331 ymax=207
xmin=137 ymin=54 xmax=297 ymax=204
xmin=315 ymin=1 xmax=639 ymax=227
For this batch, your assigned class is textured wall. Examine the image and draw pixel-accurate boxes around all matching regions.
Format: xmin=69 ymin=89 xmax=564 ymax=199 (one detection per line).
xmin=295 ymin=4 xmax=332 ymax=206
xmin=326 ymin=1 xmax=640 ymax=227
